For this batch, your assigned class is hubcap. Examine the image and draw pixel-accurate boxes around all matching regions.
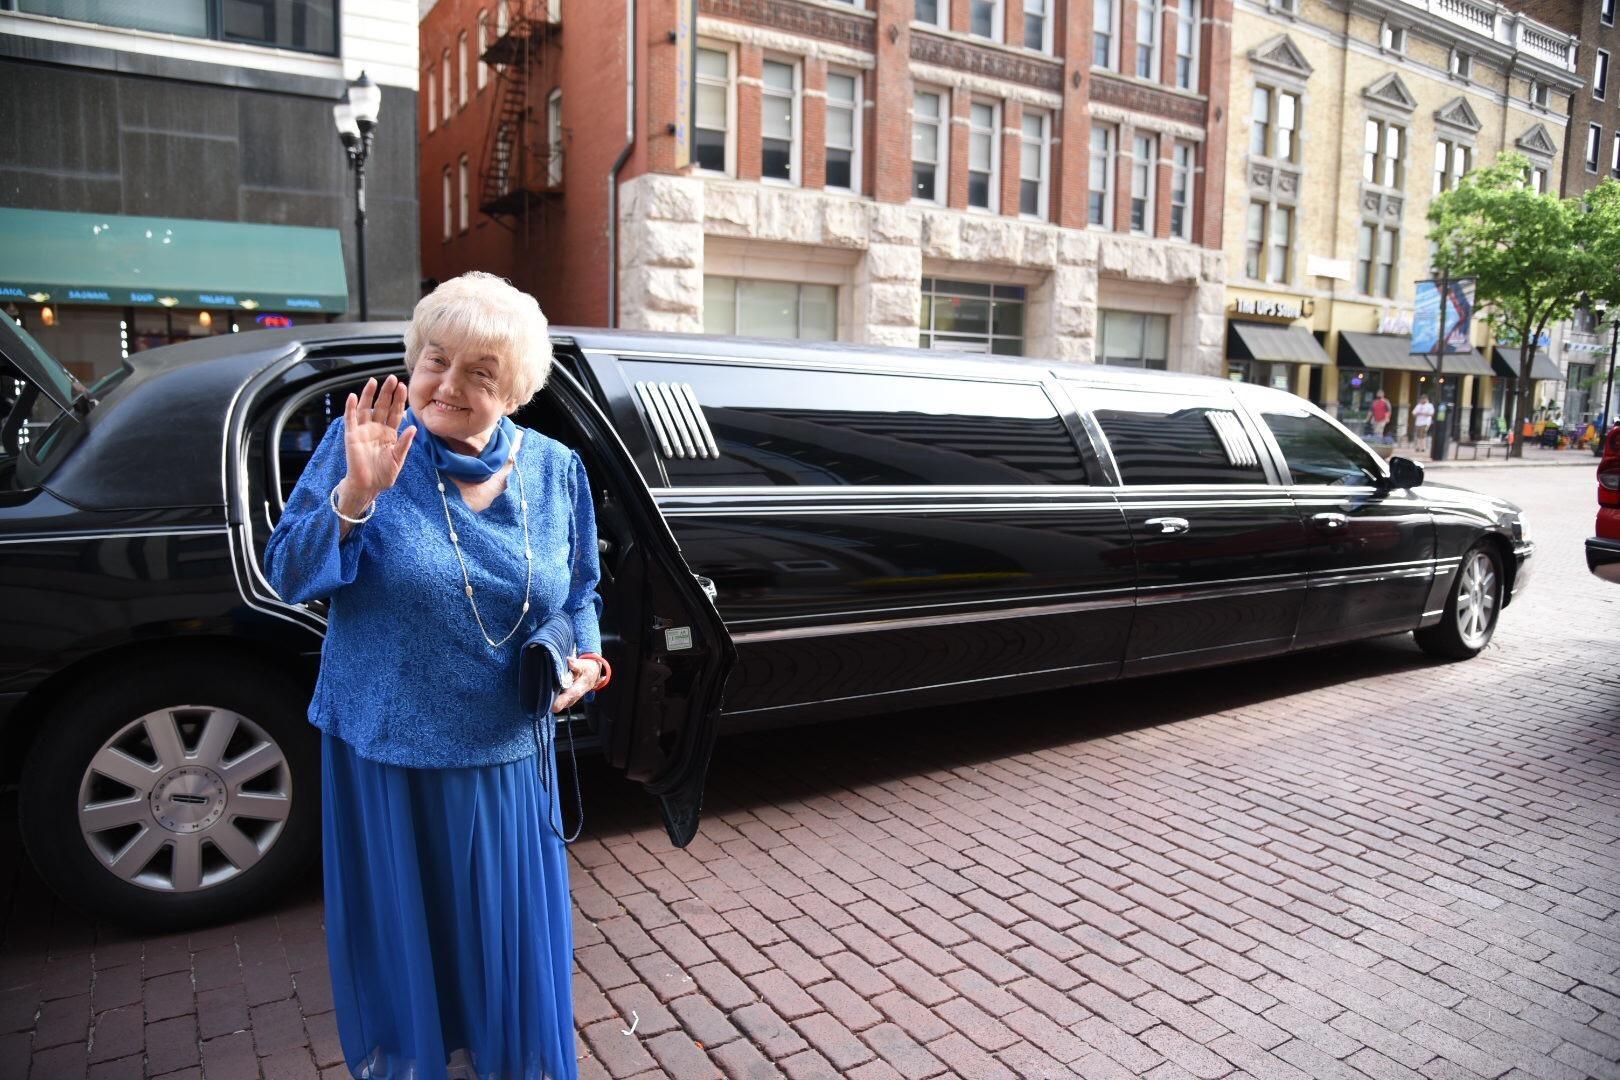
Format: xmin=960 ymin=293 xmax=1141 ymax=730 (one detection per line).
xmin=78 ymin=706 xmax=291 ymax=893
xmin=1455 ymin=551 xmax=1498 ymax=650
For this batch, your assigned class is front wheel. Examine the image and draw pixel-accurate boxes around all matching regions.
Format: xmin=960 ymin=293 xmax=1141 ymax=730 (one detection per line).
xmin=18 ymin=655 xmax=320 ymax=932
xmin=1414 ymin=544 xmax=1502 ymax=661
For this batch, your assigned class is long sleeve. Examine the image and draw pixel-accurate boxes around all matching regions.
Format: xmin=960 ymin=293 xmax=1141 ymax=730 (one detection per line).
xmin=564 ymin=449 xmax=604 ymax=655
xmin=263 ymin=417 xmax=364 ymax=605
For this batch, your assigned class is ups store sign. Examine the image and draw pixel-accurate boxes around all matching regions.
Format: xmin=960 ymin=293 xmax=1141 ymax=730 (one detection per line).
xmin=1229 ymin=297 xmax=1306 ymax=321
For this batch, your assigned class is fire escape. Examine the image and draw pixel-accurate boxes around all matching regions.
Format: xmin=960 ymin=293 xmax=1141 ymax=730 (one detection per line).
xmin=479 ymin=1 xmax=562 ymax=234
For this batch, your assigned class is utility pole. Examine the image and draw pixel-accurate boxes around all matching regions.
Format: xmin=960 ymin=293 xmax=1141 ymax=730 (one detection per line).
xmin=1431 ymin=272 xmax=1450 ymax=462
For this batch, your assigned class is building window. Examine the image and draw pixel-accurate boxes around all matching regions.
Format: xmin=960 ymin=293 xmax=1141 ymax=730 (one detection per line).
xmin=1357 ymin=222 xmax=1397 ymax=297
xmin=1130 ymin=134 xmax=1156 ymax=235
xmin=458 ymin=155 xmax=470 ymax=231
xmin=1268 ymin=204 xmax=1292 ymax=282
xmin=919 ymin=278 xmax=1027 ymax=355
xmin=1363 ymin=118 xmax=1404 ymax=188
xmin=547 ymin=89 xmax=563 ymax=187
xmin=441 ymin=50 xmax=452 ymax=122
xmin=11 ymin=0 xmax=338 ymax=54
xmin=458 ymin=32 xmax=469 ymax=108
xmin=826 ymin=70 xmax=860 ymax=192
xmin=703 ymin=277 xmax=837 ymax=340
xmin=478 ymin=12 xmax=490 ymax=90
xmin=442 ymin=168 xmax=452 ymax=241
xmin=1448 ymin=49 xmax=1471 ymax=79
xmin=1589 ymin=124 xmax=1603 ymax=173
xmin=1245 ymin=203 xmax=1264 ymax=279
xmin=427 ymin=71 xmax=437 ymax=133
xmin=1024 ymin=0 xmax=1049 ymax=53
xmin=1089 ymin=125 xmax=1115 ymax=227
xmin=1612 ymin=133 xmax=1620 ymax=178
xmin=915 ymin=0 xmax=946 ymax=25
xmin=1379 ymin=21 xmax=1405 ymax=53
xmin=970 ymin=0 xmax=1002 ymax=41
xmin=1530 ymin=165 xmax=1548 ymax=193
xmin=912 ymin=90 xmax=946 ymax=204
xmin=1175 ymin=0 xmax=1199 ymax=90
xmin=1094 ymin=0 xmax=1116 ymax=69
xmin=1599 ymin=51 xmax=1611 ymax=101
xmin=1251 ymin=85 xmax=1300 ymax=162
xmin=1020 ymin=110 xmax=1050 ymax=219
xmin=1529 ymin=80 xmax=1549 ymax=108
xmin=761 ymin=59 xmax=798 ymax=184
xmin=1433 ymin=140 xmax=1471 ymax=194
xmin=1605 ymin=0 xmax=1616 ymax=27
xmin=1136 ymin=0 xmax=1159 ymax=80
xmin=496 ymin=0 xmax=508 ymax=37
xmin=1100 ymin=310 xmax=1170 ymax=369
xmin=1170 ymin=143 xmax=1194 ymax=241
xmin=968 ymin=101 xmax=999 ymax=211
xmin=1245 ymin=202 xmax=1290 ymax=282
xmin=694 ymin=46 xmax=732 ymax=174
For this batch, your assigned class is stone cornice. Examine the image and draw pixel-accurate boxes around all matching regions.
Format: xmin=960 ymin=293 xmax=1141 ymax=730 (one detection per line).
xmin=699 ymin=0 xmax=875 ymax=52
xmin=908 ymin=29 xmax=1063 ymax=93
xmin=1089 ymin=74 xmax=1208 ymax=127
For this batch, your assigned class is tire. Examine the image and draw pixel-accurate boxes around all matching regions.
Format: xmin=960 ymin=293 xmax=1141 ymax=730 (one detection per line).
xmin=18 ymin=655 xmax=319 ymax=932
xmin=1414 ymin=543 xmax=1503 ymax=661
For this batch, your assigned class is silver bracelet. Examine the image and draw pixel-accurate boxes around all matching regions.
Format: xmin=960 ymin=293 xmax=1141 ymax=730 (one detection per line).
xmin=329 ymin=481 xmax=377 ymax=524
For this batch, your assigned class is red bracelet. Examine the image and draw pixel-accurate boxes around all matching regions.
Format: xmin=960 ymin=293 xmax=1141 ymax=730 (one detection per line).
xmin=579 ymin=651 xmax=612 ymax=692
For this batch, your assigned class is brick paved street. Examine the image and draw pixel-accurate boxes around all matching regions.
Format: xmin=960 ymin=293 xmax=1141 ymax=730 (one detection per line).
xmin=3 ymin=464 xmax=1617 ymax=1080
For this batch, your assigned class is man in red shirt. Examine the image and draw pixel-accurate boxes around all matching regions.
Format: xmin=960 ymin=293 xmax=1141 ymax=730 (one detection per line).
xmin=1369 ymin=390 xmax=1392 ymax=441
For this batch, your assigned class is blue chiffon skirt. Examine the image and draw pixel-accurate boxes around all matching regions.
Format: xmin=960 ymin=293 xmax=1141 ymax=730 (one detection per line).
xmin=321 ymin=732 xmax=578 ymax=1080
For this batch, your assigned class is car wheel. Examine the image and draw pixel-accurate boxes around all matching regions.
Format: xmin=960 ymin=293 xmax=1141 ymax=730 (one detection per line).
xmin=1414 ymin=544 xmax=1502 ymax=661
xmin=18 ymin=656 xmax=319 ymax=932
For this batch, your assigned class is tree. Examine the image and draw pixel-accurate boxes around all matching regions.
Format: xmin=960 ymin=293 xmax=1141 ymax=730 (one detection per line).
xmin=1427 ymin=152 xmax=1620 ymax=456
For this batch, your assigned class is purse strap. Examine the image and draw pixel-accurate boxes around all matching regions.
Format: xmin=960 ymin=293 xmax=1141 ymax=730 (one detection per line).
xmin=532 ymin=701 xmax=585 ymax=844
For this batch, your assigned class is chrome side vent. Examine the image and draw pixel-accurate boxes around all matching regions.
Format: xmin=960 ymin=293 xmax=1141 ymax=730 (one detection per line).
xmin=1206 ymin=411 xmax=1259 ymax=469
xmin=634 ymin=381 xmax=720 ymax=460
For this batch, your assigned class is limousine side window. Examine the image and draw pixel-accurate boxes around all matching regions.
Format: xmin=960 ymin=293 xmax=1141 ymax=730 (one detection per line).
xmin=1262 ymin=409 xmax=1382 ymax=486
xmin=1087 ymin=389 xmax=1266 ymax=485
xmin=273 ymin=378 xmax=375 ymax=508
xmin=620 ymin=359 xmax=1088 ymax=487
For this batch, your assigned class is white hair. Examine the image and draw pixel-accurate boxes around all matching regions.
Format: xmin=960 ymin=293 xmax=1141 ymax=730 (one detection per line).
xmin=403 ymin=271 xmax=552 ymax=411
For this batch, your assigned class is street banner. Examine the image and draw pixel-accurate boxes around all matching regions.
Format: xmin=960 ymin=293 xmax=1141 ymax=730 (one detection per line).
xmin=1410 ymin=277 xmax=1475 ymax=355
xmin=673 ymin=0 xmax=696 ymax=170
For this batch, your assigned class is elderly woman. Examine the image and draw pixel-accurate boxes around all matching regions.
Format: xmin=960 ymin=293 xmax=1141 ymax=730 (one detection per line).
xmin=264 ymin=271 xmax=607 ymax=1080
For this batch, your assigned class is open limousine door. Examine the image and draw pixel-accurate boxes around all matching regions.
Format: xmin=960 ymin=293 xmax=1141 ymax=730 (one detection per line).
xmin=543 ymin=355 xmax=737 ymax=848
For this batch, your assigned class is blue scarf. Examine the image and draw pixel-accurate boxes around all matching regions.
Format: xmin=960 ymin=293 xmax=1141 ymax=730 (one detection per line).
xmin=402 ymin=408 xmax=518 ymax=481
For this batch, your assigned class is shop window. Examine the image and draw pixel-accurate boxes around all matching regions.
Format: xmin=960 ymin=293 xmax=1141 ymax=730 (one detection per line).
xmin=919 ymin=278 xmax=1026 ymax=355
xmin=621 ymin=359 xmax=1086 ymax=487
xmin=1100 ymin=310 xmax=1169 ymax=370
xmin=703 ymin=277 xmax=836 ymax=341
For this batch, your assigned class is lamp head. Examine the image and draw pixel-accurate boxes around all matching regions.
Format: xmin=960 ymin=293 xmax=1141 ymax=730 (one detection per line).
xmin=348 ymin=71 xmax=382 ymax=133
xmin=332 ymin=101 xmax=361 ymax=148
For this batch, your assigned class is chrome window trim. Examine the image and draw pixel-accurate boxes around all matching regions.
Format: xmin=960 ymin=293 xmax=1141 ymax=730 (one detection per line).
xmin=730 ymin=593 xmax=1138 ymax=643
xmin=724 ymin=584 xmax=1136 ymax=628
xmin=589 ymin=346 xmax=1053 ymax=387
xmin=723 ymin=658 xmax=1120 ymax=715
xmin=0 ymin=526 xmax=229 ymax=546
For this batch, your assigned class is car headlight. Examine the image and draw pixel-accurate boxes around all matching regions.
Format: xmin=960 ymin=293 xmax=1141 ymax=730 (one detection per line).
xmin=1514 ymin=514 xmax=1529 ymax=544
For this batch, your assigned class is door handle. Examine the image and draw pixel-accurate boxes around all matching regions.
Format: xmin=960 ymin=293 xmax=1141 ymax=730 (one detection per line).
xmin=1312 ymin=512 xmax=1349 ymax=531
xmin=694 ymin=574 xmax=718 ymax=601
xmin=1143 ymin=517 xmax=1190 ymax=535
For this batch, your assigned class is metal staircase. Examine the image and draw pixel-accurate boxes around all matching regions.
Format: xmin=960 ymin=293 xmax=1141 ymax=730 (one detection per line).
xmin=478 ymin=1 xmax=562 ymax=226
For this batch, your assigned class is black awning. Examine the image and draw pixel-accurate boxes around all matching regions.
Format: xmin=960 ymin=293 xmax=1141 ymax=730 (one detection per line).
xmin=1228 ymin=321 xmax=1331 ymax=365
xmin=1490 ymin=347 xmax=1562 ymax=381
xmin=1338 ymin=331 xmax=1493 ymax=375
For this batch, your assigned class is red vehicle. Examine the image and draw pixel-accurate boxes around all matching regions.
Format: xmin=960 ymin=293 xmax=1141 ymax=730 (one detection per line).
xmin=1589 ymin=424 xmax=1620 ymax=582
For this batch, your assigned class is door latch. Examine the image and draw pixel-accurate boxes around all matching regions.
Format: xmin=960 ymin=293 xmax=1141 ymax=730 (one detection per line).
xmin=694 ymin=574 xmax=717 ymax=601
xmin=1143 ymin=517 xmax=1190 ymax=535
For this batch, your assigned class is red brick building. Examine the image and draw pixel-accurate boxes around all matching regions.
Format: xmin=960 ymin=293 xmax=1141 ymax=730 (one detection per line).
xmin=420 ymin=0 xmax=1232 ymax=372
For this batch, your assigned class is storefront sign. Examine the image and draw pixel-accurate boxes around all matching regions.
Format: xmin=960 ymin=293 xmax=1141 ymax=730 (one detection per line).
xmin=1229 ymin=297 xmax=1304 ymax=320
xmin=1379 ymin=312 xmax=1412 ymax=335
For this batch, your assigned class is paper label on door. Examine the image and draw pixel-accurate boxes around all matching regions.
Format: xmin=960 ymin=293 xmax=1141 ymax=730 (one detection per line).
xmin=665 ymin=626 xmax=694 ymax=651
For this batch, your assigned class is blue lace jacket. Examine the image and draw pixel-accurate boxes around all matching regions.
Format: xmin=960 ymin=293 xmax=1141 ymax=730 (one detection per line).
xmin=263 ymin=417 xmax=603 ymax=768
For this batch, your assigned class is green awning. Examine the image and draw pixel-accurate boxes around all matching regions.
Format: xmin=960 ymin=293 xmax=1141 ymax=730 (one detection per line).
xmin=1339 ymin=331 xmax=1493 ymax=375
xmin=1490 ymin=347 xmax=1562 ymax=382
xmin=1227 ymin=321 xmax=1331 ymax=365
xmin=0 ymin=208 xmax=348 ymax=314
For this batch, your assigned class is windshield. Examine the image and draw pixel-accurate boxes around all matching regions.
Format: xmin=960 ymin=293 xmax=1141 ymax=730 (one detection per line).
xmin=0 ymin=310 xmax=123 ymax=490
xmin=0 ymin=309 xmax=79 ymax=410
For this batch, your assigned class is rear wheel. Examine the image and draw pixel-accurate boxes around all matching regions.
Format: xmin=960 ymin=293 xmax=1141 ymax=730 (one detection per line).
xmin=18 ymin=656 xmax=319 ymax=931
xmin=1415 ymin=544 xmax=1502 ymax=661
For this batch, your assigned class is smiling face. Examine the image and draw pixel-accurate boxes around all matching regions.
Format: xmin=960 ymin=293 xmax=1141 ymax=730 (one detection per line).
xmin=406 ymin=340 xmax=512 ymax=454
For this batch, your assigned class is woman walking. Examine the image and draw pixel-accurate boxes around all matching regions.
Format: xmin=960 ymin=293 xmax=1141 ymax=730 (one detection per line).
xmin=264 ymin=272 xmax=609 ymax=1079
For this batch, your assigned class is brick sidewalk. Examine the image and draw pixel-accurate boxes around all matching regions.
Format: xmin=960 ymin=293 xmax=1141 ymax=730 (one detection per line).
xmin=3 ymin=467 xmax=1617 ymax=1080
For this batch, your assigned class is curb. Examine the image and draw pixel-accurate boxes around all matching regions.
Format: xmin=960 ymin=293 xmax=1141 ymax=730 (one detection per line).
xmin=1422 ymin=457 xmax=1595 ymax=469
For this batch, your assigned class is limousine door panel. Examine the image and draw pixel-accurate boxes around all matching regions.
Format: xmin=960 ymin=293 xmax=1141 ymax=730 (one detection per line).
xmin=1069 ymin=384 xmax=1310 ymax=676
xmin=1249 ymin=406 xmax=1435 ymax=646
xmin=597 ymin=355 xmax=1137 ymax=727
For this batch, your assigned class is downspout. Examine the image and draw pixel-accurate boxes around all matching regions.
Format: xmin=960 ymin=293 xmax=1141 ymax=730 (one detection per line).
xmin=607 ymin=0 xmax=636 ymax=328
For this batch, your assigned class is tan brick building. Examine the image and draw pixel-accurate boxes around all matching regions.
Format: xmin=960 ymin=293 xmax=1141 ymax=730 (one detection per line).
xmin=1220 ymin=0 xmax=1578 ymax=441
xmin=421 ymin=0 xmax=1235 ymax=372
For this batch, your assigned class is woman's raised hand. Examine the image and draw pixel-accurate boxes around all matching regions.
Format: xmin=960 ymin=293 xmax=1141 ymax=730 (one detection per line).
xmin=337 ymin=375 xmax=417 ymax=514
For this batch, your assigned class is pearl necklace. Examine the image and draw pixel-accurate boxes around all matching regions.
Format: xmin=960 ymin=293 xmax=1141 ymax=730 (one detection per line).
xmin=434 ymin=452 xmax=534 ymax=650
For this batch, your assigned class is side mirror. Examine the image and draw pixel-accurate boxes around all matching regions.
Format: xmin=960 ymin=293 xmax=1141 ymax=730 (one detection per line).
xmin=1386 ymin=456 xmax=1425 ymax=490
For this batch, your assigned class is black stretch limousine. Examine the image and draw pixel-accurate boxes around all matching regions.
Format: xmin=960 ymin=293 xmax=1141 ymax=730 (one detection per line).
xmin=0 ymin=317 xmax=1531 ymax=928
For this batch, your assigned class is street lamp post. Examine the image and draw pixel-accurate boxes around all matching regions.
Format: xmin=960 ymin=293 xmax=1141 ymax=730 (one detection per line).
xmin=333 ymin=72 xmax=382 ymax=321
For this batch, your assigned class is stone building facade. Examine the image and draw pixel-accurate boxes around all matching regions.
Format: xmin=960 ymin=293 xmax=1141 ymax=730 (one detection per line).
xmin=423 ymin=0 xmax=1235 ymax=373
xmin=1220 ymin=0 xmax=1579 ymax=438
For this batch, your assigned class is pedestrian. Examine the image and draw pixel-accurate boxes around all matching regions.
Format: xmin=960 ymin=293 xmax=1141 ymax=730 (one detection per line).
xmin=1412 ymin=394 xmax=1434 ymax=447
xmin=1369 ymin=390 xmax=1391 ymax=441
xmin=263 ymin=271 xmax=609 ymax=1080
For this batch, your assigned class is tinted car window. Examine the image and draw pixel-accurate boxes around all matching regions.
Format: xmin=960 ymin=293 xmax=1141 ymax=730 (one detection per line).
xmin=1084 ymin=388 xmax=1266 ymax=485
xmin=275 ymin=379 xmax=373 ymax=506
xmin=622 ymin=359 xmax=1087 ymax=487
xmin=1262 ymin=409 xmax=1382 ymax=486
